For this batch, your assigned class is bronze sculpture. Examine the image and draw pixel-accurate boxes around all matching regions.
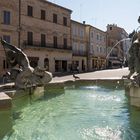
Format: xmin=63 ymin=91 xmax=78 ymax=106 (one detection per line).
xmin=1 ymin=38 xmax=52 ymax=89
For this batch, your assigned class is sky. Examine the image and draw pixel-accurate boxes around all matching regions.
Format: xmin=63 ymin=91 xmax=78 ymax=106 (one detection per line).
xmin=49 ymin=0 xmax=140 ymax=33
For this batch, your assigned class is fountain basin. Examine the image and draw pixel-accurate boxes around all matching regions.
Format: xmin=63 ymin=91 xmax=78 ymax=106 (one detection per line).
xmin=1 ymin=79 xmax=140 ymax=140
xmin=0 ymin=92 xmax=11 ymax=110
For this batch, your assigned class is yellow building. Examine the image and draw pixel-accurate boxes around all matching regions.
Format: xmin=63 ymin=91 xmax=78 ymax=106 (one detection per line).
xmin=71 ymin=20 xmax=87 ymax=72
xmin=86 ymin=25 xmax=107 ymax=71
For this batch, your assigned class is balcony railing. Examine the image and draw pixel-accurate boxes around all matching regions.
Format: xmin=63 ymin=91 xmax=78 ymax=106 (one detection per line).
xmin=73 ymin=51 xmax=87 ymax=56
xmin=22 ymin=41 xmax=72 ymax=51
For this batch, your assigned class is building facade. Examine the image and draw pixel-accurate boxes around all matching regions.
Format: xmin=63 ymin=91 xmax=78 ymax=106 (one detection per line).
xmin=0 ymin=0 xmax=19 ymax=76
xmin=106 ymin=24 xmax=129 ymax=68
xmin=86 ymin=25 xmax=107 ymax=71
xmin=71 ymin=20 xmax=87 ymax=72
xmin=20 ymin=0 xmax=72 ymax=73
xmin=0 ymin=0 xmax=130 ymax=77
xmin=0 ymin=0 xmax=72 ymax=76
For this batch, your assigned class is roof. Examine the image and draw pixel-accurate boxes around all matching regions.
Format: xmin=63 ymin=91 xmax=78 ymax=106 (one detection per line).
xmin=86 ymin=24 xmax=106 ymax=33
xmin=39 ymin=0 xmax=72 ymax=13
xmin=71 ymin=20 xmax=86 ymax=26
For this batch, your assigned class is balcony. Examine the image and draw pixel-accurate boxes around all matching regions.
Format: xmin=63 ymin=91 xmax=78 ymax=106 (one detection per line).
xmin=21 ymin=41 xmax=72 ymax=52
xmin=73 ymin=51 xmax=87 ymax=57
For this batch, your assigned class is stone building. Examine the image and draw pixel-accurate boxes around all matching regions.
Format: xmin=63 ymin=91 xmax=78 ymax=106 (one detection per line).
xmin=86 ymin=25 xmax=107 ymax=71
xmin=0 ymin=0 xmax=130 ymax=77
xmin=0 ymin=0 xmax=72 ymax=75
xmin=106 ymin=24 xmax=129 ymax=68
xmin=0 ymin=0 xmax=19 ymax=76
xmin=71 ymin=20 xmax=87 ymax=72
xmin=20 ymin=0 xmax=72 ymax=73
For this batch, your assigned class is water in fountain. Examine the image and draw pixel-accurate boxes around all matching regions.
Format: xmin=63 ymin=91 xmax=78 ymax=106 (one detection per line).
xmin=106 ymin=26 xmax=140 ymax=61
xmin=106 ymin=38 xmax=131 ymax=59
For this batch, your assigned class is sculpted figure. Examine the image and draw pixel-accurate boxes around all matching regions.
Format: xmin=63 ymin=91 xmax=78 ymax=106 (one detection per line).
xmin=127 ymin=32 xmax=140 ymax=79
xmin=123 ymin=20 xmax=140 ymax=85
xmin=1 ymin=39 xmax=30 ymax=69
xmin=1 ymin=38 xmax=52 ymax=89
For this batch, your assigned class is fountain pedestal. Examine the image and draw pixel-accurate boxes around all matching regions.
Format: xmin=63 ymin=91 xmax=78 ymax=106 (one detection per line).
xmin=129 ymin=86 xmax=140 ymax=107
xmin=0 ymin=92 xmax=12 ymax=110
xmin=123 ymin=17 xmax=140 ymax=108
xmin=124 ymin=79 xmax=140 ymax=107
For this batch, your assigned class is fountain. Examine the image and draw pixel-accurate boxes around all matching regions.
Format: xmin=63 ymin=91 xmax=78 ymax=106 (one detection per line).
xmin=123 ymin=16 xmax=140 ymax=107
xmin=1 ymin=38 xmax=52 ymax=89
xmin=0 ymin=38 xmax=52 ymax=108
xmin=106 ymin=38 xmax=130 ymax=59
xmin=106 ymin=36 xmax=131 ymax=69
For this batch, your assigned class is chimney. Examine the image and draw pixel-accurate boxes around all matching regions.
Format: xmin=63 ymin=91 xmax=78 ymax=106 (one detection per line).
xmin=83 ymin=21 xmax=86 ymax=24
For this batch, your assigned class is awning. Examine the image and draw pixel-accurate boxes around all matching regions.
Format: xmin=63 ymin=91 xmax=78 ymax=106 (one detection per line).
xmin=109 ymin=60 xmax=122 ymax=64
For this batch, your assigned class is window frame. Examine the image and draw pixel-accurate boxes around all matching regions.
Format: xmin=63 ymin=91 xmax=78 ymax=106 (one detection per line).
xmin=41 ymin=34 xmax=46 ymax=47
xmin=3 ymin=35 xmax=11 ymax=43
xmin=41 ymin=10 xmax=46 ymax=20
xmin=53 ymin=14 xmax=57 ymax=23
xmin=27 ymin=31 xmax=33 ymax=45
xmin=3 ymin=10 xmax=11 ymax=25
xmin=27 ymin=5 xmax=33 ymax=17
xmin=63 ymin=17 xmax=67 ymax=26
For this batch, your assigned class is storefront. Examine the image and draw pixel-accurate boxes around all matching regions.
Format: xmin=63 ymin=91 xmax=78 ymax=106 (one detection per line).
xmin=55 ymin=60 xmax=67 ymax=72
xmin=92 ymin=57 xmax=106 ymax=70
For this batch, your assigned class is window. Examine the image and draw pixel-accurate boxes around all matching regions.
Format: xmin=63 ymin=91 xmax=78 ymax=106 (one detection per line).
xmin=53 ymin=36 xmax=57 ymax=48
xmin=3 ymin=11 xmax=10 ymax=25
xmin=110 ymin=27 xmax=112 ymax=30
xmin=27 ymin=32 xmax=33 ymax=45
xmin=27 ymin=6 xmax=33 ymax=17
xmin=104 ymin=48 xmax=106 ymax=53
xmin=29 ymin=57 xmax=39 ymax=68
xmin=53 ymin=14 xmax=57 ymax=23
xmin=63 ymin=17 xmax=67 ymax=26
xmin=41 ymin=10 xmax=46 ymax=20
xmin=63 ymin=38 xmax=67 ymax=48
xmin=3 ymin=35 xmax=10 ymax=43
xmin=100 ymin=47 xmax=102 ymax=53
xmin=41 ymin=34 xmax=46 ymax=47
xmin=100 ymin=35 xmax=102 ymax=41
xmin=80 ymin=29 xmax=84 ymax=38
xmin=97 ymin=34 xmax=99 ymax=40
xmin=97 ymin=47 xmax=99 ymax=52
xmin=103 ymin=36 xmax=106 ymax=42
xmin=3 ymin=60 xmax=6 ymax=69
xmin=44 ymin=58 xmax=49 ymax=70
xmin=3 ymin=60 xmax=8 ymax=69
xmin=91 ymin=32 xmax=94 ymax=38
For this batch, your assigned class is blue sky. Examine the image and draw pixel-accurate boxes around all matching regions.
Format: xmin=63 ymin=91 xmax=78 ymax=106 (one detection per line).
xmin=49 ymin=0 xmax=140 ymax=33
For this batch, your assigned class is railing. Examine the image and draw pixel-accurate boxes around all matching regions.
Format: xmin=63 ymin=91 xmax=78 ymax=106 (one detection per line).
xmin=22 ymin=41 xmax=72 ymax=51
xmin=73 ymin=51 xmax=87 ymax=56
